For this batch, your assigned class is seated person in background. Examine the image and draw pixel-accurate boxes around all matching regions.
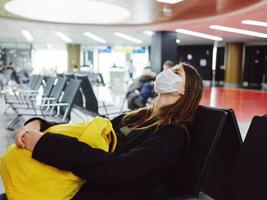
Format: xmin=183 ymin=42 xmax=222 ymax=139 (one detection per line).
xmin=162 ymin=60 xmax=174 ymax=70
xmin=134 ymin=81 xmax=156 ymax=108
xmin=127 ymin=68 xmax=156 ymax=110
xmin=12 ymin=63 xmax=203 ymax=200
xmin=5 ymin=62 xmax=19 ymax=83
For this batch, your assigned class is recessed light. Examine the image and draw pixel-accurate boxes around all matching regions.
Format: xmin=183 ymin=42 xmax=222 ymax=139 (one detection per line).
xmin=157 ymin=0 xmax=184 ymax=4
xmin=176 ymin=39 xmax=180 ymax=43
xmin=114 ymin=32 xmax=143 ymax=44
xmin=242 ymin=20 xmax=267 ymax=27
xmin=176 ymin=29 xmax=223 ymax=41
xmin=144 ymin=31 xmax=154 ymax=36
xmin=55 ymin=32 xmax=72 ymax=43
xmin=5 ymin=0 xmax=130 ymax=24
xmin=83 ymin=32 xmax=107 ymax=44
xmin=210 ymin=25 xmax=267 ymax=38
xmin=21 ymin=30 xmax=33 ymax=42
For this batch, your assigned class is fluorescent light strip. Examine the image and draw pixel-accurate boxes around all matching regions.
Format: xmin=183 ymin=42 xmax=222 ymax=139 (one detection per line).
xmin=114 ymin=32 xmax=143 ymax=44
xmin=176 ymin=39 xmax=180 ymax=43
xmin=176 ymin=29 xmax=223 ymax=41
xmin=210 ymin=25 xmax=267 ymax=38
xmin=242 ymin=20 xmax=267 ymax=27
xmin=21 ymin=30 xmax=33 ymax=42
xmin=144 ymin=31 xmax=154 ymax=36
xmin=157 ymin=0 xmax=184 ymax=4
xmin=83 ymin=32 xmax=107 ymax=44
xmin=55 ymin=32 xmax=72 ymax=43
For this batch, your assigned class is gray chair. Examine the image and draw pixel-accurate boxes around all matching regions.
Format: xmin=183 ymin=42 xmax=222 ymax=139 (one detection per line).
xmin=6 ymin=77 xmax=67 ymax=130
xmin=20 ymin=78 xmax=82 ymax=124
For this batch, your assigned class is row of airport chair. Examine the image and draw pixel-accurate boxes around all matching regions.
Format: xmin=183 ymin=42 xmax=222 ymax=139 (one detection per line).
xmin=4 ymin=72 xmax=114 ymax=130
xmin=5 ymin=75 xmax=82 ymax=130
xmin=58 ymin=72 xmax=105 ymax=86
xmin=164 ymin=107 xmax=267 ymax=200
xmin=3 ymin=74 xmax=44 ymax=110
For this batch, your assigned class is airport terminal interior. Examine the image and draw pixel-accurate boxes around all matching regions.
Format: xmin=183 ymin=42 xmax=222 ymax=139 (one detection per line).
xmin=0 ymin=0 xmax=267 ymax=199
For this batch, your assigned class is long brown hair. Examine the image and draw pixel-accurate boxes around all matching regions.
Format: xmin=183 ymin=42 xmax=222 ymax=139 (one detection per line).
xmin=122 ymin=63 xmax=203 ymax=132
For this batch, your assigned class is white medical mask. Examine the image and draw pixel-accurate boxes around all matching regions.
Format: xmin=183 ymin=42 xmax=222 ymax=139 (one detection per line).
xmin=154 ymin=69 xmax=184 ymax=94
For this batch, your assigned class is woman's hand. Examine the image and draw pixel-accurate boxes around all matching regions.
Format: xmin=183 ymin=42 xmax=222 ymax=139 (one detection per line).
xmin=22 ymin=129 xmax=44 ymax=151
xmin=16 ymin=128 xmax=43 ymax=151
xmin=16 ymin=119 xmax=42 ymax=148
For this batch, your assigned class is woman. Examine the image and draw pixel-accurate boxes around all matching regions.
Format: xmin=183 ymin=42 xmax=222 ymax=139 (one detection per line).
xmin=16 ymin=63 xmax=203 ymax=200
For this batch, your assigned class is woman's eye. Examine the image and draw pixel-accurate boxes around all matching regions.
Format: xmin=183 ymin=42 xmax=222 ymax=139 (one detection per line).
xmin=174 ymin=70 xmax=180 ymax=75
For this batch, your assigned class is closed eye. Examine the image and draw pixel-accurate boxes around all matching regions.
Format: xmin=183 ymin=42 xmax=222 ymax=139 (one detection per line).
xmin=174 ymin=68 xmax=181 ymax=75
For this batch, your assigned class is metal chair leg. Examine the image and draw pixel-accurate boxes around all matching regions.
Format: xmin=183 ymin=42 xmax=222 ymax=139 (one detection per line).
xmin=7 ymin=116 xmax=20 ymax=131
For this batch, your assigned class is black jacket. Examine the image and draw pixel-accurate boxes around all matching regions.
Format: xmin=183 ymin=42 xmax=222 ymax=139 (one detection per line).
xmin=30 ymin=115 xmax=187 ymax=200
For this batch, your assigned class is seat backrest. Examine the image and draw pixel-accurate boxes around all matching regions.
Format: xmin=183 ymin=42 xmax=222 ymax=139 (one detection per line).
xmin=43 ymin=76 xmax=56 ymax=97
xmin=165 ymin=106 xmax=228 ymax=198
xmin=74 ymin=74 xmax=99 ymax=114
xmin=29 ymin=75 xmax=43 ymax=90
xmin=63 ymin=73 xmax=75 ymax=81
xmin=220 ymin=115 xmax=267 ymax=200
xmin=201 ymin=109 xmax=243 ymax=199
xmin=28 ymin=75 xmax=39 ymax=88
xmin=59 ymin=78 xmax=82 ymax=118
xmin=88 ymin=72 xmax=105 ymax=86
xmin=48 ymin=77 xmax=67 ymax=101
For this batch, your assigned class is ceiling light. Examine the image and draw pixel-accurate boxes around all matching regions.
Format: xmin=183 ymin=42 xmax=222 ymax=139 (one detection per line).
xmin=176 ymin=39 xmax=180 ymax=43
xmin=210 ymin=25 xmax=267 ymax=38
xmin=55 ymin=32 xmax=72 ymax=43
xmin=5 ymin=0 xmax=130 ymax=24
xmin=114 ymin=32 xmax=143 ymax=44
xmin=144 ymin=31 xmax=154 ymax=36
xmin=242 ymin=20 xmax=267 ymax=27
xmin=83 ymin=32 xmax=107 ymax=44
xmin=21 ymin=30 xmax=33 ymax=42
xmin=176 ymin=29 xmax=223 ymax=41
xmin=157 ymin=0 xmax=184 ymax=4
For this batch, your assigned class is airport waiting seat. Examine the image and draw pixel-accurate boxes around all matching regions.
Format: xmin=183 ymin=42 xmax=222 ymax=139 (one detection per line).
xmin=6 ymin=77 xmax=67 ymax=130
xmin=4 ymin=75 xmax=43 ymax=105
xmin=63 ymin=73 xmax=75 ymax=81
xmin=20 ymin=78 xmax=81 ymax=123
xmin=88 ymin=72 xmax=105 ymax=86
xmin=8 ymin=76 xmax=56 ymax=111
xmin=220 ymin=115 xmax=267 ymax=200
xmin=75 ymin=74 xmax=122 ymax=118
xmin=74 ymin=74 xmax=99 ymax=115
xmin=200 ymin=109 xmax=243 ymax=199
xmin=164 ymin=106 xmax=228 ymax=200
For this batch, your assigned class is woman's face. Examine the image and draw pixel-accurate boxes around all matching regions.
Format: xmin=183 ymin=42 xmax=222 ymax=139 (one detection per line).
xmin=171 ymin=65 xmax=186 ymax=85
xmin=157 ymin=65 xmax=186 ymax=106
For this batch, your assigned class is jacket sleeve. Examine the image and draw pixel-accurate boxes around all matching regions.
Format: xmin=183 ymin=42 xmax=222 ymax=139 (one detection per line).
xmin=32 ymin=126 xmax=186 ymax=184
xmin=24 ymin=117 xmax=62 ymax=132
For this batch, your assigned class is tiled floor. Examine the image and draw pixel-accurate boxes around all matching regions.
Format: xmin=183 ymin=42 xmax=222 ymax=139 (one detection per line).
xmin=0 ymin=86 xmax=266 ymax=196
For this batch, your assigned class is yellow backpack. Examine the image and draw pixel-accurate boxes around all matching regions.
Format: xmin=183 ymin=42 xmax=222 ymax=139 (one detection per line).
xmin=0 ymin=117 xmax=117 ymax=200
